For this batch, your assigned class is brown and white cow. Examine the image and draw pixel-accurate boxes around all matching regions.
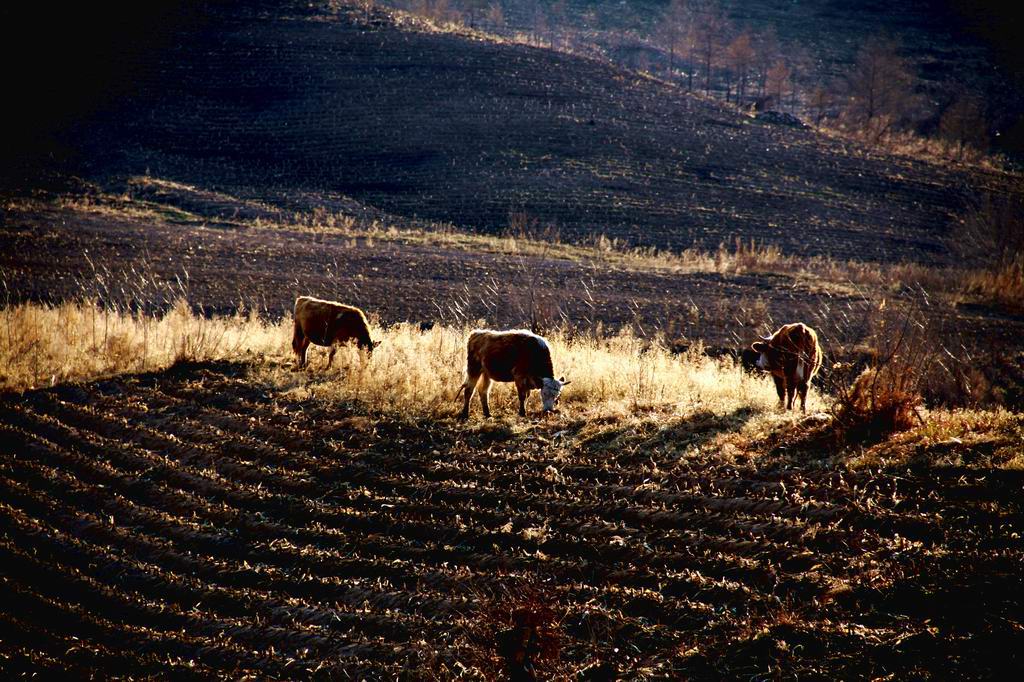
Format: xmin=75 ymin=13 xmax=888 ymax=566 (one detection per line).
xmin=457 ymin=329 xmax=569 ymax=418
xmin=751 ymin=322 xmax=822 ymax=412
xmin=292 ymin=296 xmax=377 ymax=369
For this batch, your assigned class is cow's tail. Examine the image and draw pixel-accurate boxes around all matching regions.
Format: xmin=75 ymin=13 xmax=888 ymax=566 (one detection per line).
xmin=453 ymin=382 xmax=469 ymax=403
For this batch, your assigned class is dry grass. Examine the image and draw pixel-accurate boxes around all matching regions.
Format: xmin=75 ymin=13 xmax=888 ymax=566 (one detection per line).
xmin=1 ymin=295 xmax=1020 ymax=495
xmin=795 ymin=302 xmax=932 ymax=448
xmin=0 ymin=299 xmax=285 ymax=392
xmin=848 ymin=408 xmax=1024 ymax=469
xmin=265 ymin=322 xmax=793 ymax=425
xmin=0 ymin=299 xmax=793 ymax=430
xmin=817 ymin=121 xmax=1007 ymax=171
xmin=10 ymin=186 xmax=1022 ymax=316
xmin=831 ymin=365 xmax=923 ymax=443
xmin=962 ymin=256 xmax=1024 ymax=312
xmin=7 ymin=291 xmax=1019 ymax=469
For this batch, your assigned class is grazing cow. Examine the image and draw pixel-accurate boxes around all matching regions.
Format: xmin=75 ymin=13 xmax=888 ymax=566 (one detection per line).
xmin=751 ymin=322 xmax=822 ymax=412
xmin=292 ymin=296 xmax=377 ymax=369
xmin=457 ymin=329 xmax=569 ymax=418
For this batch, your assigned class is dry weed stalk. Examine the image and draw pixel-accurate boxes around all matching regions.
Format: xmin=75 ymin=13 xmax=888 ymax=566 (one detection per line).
xmin=828 ymin=300 xmax=932 ymax=444
xmin=462 ymin=581 xmax=567 ymax=680
xmin=22 ymin=188 xmax=1023 ymax=317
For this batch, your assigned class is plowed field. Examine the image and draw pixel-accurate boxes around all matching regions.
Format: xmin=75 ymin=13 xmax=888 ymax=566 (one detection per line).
xmin=2 ymin=361 xmax=1021 ymax=678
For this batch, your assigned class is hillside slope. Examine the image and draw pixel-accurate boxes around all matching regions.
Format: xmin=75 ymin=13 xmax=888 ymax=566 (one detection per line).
xmin=17 ymin=2 xmax=1022 ymax=263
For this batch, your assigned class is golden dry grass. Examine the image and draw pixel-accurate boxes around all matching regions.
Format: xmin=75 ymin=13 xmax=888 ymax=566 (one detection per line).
xmin=0 ymin=299 xmax=795 ymax=426
xmin=847 ymin=408 xmax=1024 ymax=469
xmin=0 ymin=299 xmax=285 ymax=391
xmin=961 ymin=255 xmax=1024 ymax=313
xmin=2 ymin=299 xmax=1020 ymax=471
xmin=255 ymin=320 xmax=799 ymax=424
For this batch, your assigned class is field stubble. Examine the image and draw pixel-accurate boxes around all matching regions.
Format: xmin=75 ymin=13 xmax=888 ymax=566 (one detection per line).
xmin=2 ymin=184 xmax=1023 ymax=678
xmin=5 ymin=186 xmax=1023 ymax=353
xmin=1 ymin=307 xmax=1021 ymax=677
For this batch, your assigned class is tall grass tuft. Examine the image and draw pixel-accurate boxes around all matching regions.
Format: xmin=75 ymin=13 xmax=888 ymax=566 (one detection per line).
xmin=962 ymin=254 xmax=1024 ymax=313
xmin=0 ymin=299 xmax=286 ymax=391
xmin=826 ymin=302 xmax=931 ymax=444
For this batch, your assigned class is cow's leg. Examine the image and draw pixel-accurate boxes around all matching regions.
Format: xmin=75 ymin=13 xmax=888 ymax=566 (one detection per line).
xmin=325 ymin=345 xmax=337 ymax=370
xmin=292 ymin=321 xmax=308 ymax=369
xmin=785 ymin=382 xmax=796 ymax=411
xmin=460 ymin=372 xmax=480 ymax=419
xmin=515 ymin=377 xmax=530 ymax=417
xmin=798 ymin=382 xmax=809 ymax=412
xmin=478 ymin=375 xmax=493 ymax=418
xmin=773 ymin=376 xmax=785 ymax=408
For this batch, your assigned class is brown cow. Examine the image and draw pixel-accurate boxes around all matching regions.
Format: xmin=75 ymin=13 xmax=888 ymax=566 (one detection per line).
xmin=751 ymin=322 xmax=822 ymax=412
xmin=292 ymin=296 xmax=377 ymax=369
xmin=457 ymin=329 xmax=569 ymax=418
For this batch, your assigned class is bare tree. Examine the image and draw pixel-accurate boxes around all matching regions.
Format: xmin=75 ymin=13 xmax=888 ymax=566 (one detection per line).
xmin=938 ymin=91 xmax=989 ymax=156
xmin=843 ymin=36 xmax=918 ymax=141
xmin=809 ymin=83 xmax=832 ymax=127
xmin=956 ymin=193 xmax=1024 ymax=270
xmin=436 ymin=0 xmax=456 ymax=23
xmin=655 ymin=0 xmax=690 ymax=75
xmin=752 ymin=26 xmax=778 ymax=100
xmin=460 ymin=0 xmax=489 ymax=28
xmin=484 ymin=1 xmax=504 ymax=31
xmin=692 ymin=1 xmax=730 ymax=97
xmin=532 ymin=2 xmax=549 ymax=46
xmin=727 ymin=31 xmax=755 ymax=106
xmin=682 ymin=22 xmax=701 ymax=91
xmin=765 ymin=58 xmax=791 ymax=110
xmin=549 ymin=0 xmax=567 ymax=25
xmin=410 ymin=0 xmax=457 ymax=24
xmin=548 ymin=0 xmax=568 ymax=48
xmin=786 ymin=46 xmax=812 ymax=112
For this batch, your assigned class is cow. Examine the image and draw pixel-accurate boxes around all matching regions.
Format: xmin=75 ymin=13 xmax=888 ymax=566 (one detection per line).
xmin=456 ymin=329 xmax=569 ymax=419
xmin=750 ymin=322 xmax=822 ymax=412
xmin=292 ymin=296 xmax=377 ymax=370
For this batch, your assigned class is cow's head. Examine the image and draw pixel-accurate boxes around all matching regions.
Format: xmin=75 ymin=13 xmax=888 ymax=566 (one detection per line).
xmin=751 ymin=337 xmax=782 ymax=372
xmin=360 ymin=338 xmax=381 ymax=355
xmin=540 ymin=376 xmax=570 ymax=413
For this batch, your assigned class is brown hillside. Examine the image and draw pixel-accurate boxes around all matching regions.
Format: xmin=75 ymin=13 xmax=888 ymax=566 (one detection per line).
xmin=22 ymin=1 xmax=1020 ymax=265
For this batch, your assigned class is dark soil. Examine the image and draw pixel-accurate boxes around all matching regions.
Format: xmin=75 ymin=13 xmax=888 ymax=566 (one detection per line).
xmin=1 ymin=361 xmax=1022 ymax=678
xmin=6 ymin=197 xmax=1024 ymax=359
xmin=7 ymin=2 xmax=1020 ymax=264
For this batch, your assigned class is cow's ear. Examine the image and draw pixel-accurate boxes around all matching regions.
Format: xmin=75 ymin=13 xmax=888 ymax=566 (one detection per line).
xmin=372 ymin=341 xmax=381 ymax=348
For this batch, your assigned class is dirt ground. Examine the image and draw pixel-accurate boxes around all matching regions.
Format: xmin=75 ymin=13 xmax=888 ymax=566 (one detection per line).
xmin=3 ymin=3 xmax=1023 ymax=677
xmin=12 ymin=2 xmax=1020 ymax=267
xmin=1 ymin=361 xmax=1021 ymax=678
xmin=5 ymin=198 xmax=1024 ymax=361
